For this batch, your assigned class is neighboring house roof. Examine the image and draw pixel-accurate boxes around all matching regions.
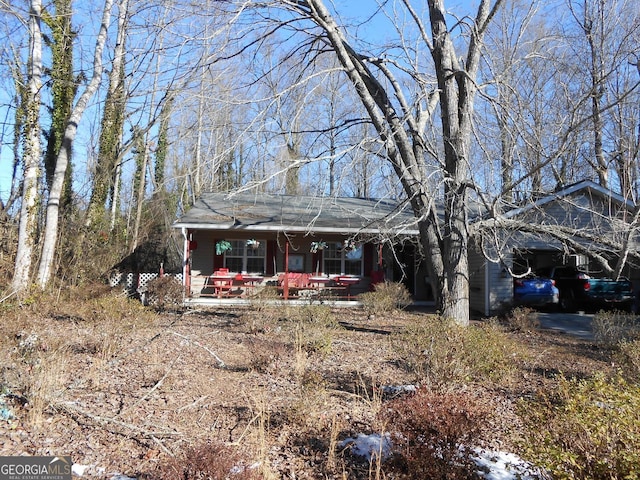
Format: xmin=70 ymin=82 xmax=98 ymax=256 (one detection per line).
xmin=173 ymin=191 xmax=420 ymax=235
xmin=503 ymin=179 xmax=635 ymax=219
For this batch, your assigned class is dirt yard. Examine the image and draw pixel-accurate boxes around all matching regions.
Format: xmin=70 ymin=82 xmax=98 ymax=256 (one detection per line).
xmin=0 ymin=290 xmax=615 ymax=479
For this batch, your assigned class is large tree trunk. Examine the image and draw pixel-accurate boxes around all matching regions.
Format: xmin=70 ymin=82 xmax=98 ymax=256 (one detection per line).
xmin=428 ymin=0 xmax=471 ymax=323
xmin=43 ymin=0 xmax=75 ymax=212
xmin=287 ymin=0 xmax=506 ymax=325
xmin=36 ymin=0 xmax=114 ymax=288
xmin=11 ymin=0 xmax=43 ymax=293
xmin=130 ymin=128 xmax=148 ymax=253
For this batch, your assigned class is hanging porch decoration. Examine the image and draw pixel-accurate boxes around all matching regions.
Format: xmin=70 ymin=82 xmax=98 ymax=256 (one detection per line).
xmin=310 ymin=241 xmax=327 ymax=253
xmin=215 ymin=240 xmax=232 ymax=255
xmin=343 ymin=239 xmax=358 ymax=251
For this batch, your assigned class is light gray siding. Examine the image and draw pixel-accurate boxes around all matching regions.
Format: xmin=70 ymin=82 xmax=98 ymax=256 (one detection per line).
xmin=470 ymin=242 xmax=516 ymax=316
xmin=488 ymin=254 xmax=514 ymax=315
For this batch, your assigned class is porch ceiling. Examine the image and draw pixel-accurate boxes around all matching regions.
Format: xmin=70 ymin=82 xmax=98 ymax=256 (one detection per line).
xmin=173 ymin=191 xmax=420 ymax=235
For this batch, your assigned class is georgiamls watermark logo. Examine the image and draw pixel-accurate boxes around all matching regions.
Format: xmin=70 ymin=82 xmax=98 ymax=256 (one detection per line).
xmin=0 ymin=456 xmax=71 ymax=480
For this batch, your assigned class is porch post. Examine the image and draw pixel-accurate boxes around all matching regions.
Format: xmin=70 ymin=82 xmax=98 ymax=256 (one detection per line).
xmin=284 ymin=242 xmax=289 ymax=299
xmin=182 ymin=228 xmax=191 ymax=298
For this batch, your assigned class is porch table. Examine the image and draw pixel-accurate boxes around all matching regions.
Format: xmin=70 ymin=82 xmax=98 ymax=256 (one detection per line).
xmin=309 ymin=276 xmax=332 ymax=287
xmin=335 ymin=276 xmax=360 ymax=299
xmin=207 ymin=274 xmax=236 ymax=298
xmin=239 ymin=275 xmax=264 ymax=295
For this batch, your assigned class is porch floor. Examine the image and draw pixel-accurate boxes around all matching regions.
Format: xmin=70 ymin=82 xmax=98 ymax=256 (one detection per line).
xmin=183 ymin=297 xmax=434 ymax=309
xmin=183 ymin=296 xmax=363 ymax=307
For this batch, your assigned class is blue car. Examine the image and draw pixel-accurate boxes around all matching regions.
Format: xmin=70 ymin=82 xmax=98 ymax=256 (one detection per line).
xmin=513 ymin=275 xmax=559 ymax=308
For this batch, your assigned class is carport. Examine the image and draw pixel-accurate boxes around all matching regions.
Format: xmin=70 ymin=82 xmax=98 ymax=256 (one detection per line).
xmin=469 ymin=180 xmax=640 ymax=317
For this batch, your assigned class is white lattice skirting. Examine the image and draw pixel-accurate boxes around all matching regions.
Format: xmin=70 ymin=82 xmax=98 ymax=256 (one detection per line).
xmin=108 ymin=271 xmax=183 ymax=294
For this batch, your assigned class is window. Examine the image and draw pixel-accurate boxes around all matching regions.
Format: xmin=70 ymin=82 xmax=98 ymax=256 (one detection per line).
xmin=345 ymin=244 xmax=363 ymax=275
xmin=224 ymin=239 xmax=266 ymax=273
xmin=323 ymin=242 xmax=363 ymax=275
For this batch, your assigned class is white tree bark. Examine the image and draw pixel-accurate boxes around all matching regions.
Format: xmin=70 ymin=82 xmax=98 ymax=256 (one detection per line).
xmin=36 ymin=0 xmax=114 ymax=288
xmin=11 ymin=0 xmax=43 ymax=293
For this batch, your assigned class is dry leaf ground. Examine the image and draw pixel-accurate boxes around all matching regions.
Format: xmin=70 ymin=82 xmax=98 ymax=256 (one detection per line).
xmin=0 ymin=287 xmax=616 ymax=479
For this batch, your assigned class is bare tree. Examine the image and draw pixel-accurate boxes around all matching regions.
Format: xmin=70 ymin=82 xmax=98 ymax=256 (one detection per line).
xmin=36 ymin=0 xmax=114 ymax=288
xmin=85 ymin=0 xmax=129 ymax=230
xmin=566 ymin=0 xmax=640 ymax=189
xmin=42 ymin=0 xmax=76 ymax=212
xmin=226 ymin=0 xmax=505 ymax=324
xmin=223 ymin=0 xmax=640 ymax=321
xmin=478 ymin=0 xmax=541 ymax=202
xmin=570 ymin=0 xmax=608 ymax=186
xmin=11 ymin=0 xmax=43 ymax=293
xmin=610 ymin=65 xmax=640 ymax=201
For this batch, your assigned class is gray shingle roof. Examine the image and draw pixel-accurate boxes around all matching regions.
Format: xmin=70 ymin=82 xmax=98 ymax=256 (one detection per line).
xmin=173 ymin=191 xmax=419 ymax=235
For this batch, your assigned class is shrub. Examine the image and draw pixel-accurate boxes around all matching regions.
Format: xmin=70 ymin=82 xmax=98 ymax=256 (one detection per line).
xmin=244 ymin=287 xmax=282 ymax=333
xmin=292 ymin=320 xmax=334 ymax=359
xmin=248 ymin=285 xmax=281 ymax=307
xmin=503 ymin=306 xmax=540 ymax=332
xmin=393 ymin=317 xmax=517 ymax=387
xmin=284 ymin=304 xmax=338 ymax=358
xmin=382 ymin=388 xmax=492 ymax=479
xmin=143 ymin=275 xmax=183 ymax=310
xmin=592 ymin=310 xmax=640 ymax=346
xmin=519 ymin=373 xmax=640 ymax=479
xmin=615 ymin=339 xmax=640 ymax=382
xmin=359 ymin=281 xmax=412 ymax=314
xmin=247 ymin=338 xmax=287 ymax=374
xmin=141 ymin=441 xmax=260 ymax=479
xmin=288 ymin=303 xmax=337 ymax=327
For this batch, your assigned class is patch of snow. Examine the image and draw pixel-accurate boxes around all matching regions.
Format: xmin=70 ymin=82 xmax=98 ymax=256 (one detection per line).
xmin=71 ymin=464 xmax=89 ymax=476
xmin=472 ymin=448 xmax=547 ymax=479
xmin=381 ymin=384 xmax=417 ymax=395
xmin=229 ymin=461 xmax=262 ymax=475
xmin=0 ymin=406 xmax=14 ymax=420
xmin=339 ymin=433 xmax=392 ymax=461
xmin=339 ymin=436 xmax=547 ymax=479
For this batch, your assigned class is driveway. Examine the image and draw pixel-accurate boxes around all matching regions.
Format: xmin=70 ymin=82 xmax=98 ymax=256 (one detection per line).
xmin=535 ymin=311 xmax=594 ymax=340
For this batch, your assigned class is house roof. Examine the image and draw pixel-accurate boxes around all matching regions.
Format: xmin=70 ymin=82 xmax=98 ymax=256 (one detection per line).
xmin=174 ymin=180 xmax=632 ymax=238
xmin=173 ymin=191 xmax=420 ymax=236
xmin=503 ymin=180 xmax=635 ymax=219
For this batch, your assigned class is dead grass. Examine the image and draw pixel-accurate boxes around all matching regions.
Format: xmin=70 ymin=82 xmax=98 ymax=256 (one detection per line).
xmin=0 ymin=285 xmax=624 ymax=478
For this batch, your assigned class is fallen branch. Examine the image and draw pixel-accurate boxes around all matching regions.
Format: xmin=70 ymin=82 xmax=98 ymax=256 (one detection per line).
xmin=116 ymin=354 xmax=182 ymax=418
xmin=151 ymin=435 xmax=174 ymax=457
xmin=56 ymin=401 xmax=182 ymax=439
xmin=177 ymin=395 xmax=209 ymax=413
xmin=169 ymin=331 xmax=226 ymax=368
xmin=0 ymin=290 xmax=18 ymax=304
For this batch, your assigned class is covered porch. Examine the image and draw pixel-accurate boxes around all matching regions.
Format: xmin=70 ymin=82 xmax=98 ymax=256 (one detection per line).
xmin=183 ymin=230 xmax=386 ymax=302
xmin=173 ymin=191 xmax=424 ymax=305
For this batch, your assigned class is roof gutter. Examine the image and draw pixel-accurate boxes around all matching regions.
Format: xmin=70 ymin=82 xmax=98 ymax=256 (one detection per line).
xmin=172 ymin=223 xmax=420 ymax=236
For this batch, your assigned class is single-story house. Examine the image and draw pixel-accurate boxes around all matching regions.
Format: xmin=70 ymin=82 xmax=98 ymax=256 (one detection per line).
xmin=172 ymin=191 xmax=429 ymax=305
xmin=173 ymin=180 xmax=639 ymax=314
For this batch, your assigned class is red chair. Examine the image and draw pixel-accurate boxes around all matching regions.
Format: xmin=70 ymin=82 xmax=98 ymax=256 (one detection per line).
xmin=210 ymin=269 xmax=233 ymax=297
